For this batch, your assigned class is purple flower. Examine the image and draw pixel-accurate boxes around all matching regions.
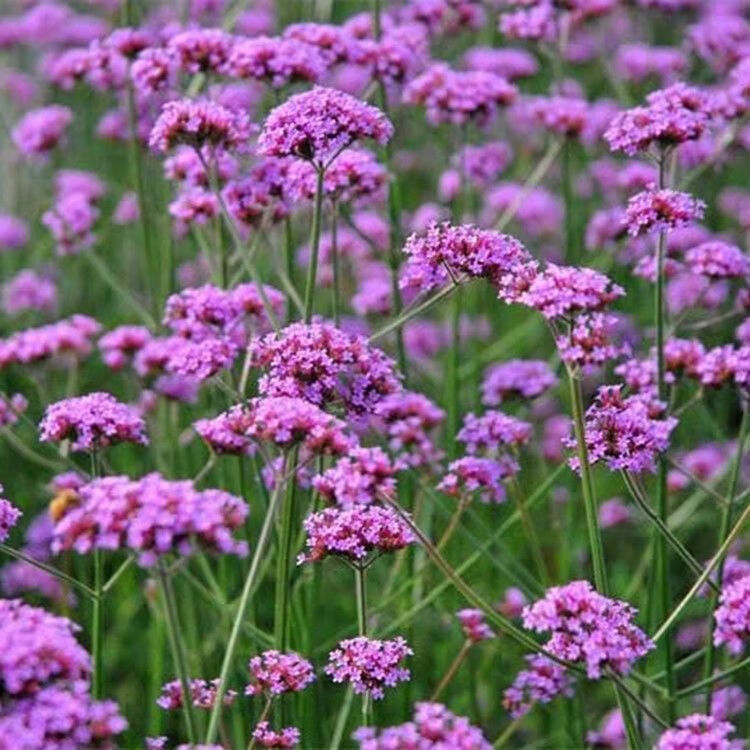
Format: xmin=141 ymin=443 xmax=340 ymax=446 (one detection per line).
xmin=463 ymin=46 xmax=539 ymax=80
xmin=281 ymin=22 xmax=358 ymax=66
xmin=42 ymin=192 xmax=100 ymax=256
xmin=484 ymin=182 xmax=563 ymax=238
xmin=354 ymin=701 xmax=490 ymax=749
xmin=245 ymin=650 xmax=316 ymax=696
xmin=0 ymin=214 xmax=29 ymax=252
xmin=614 ymin=44 xmax=687 ymax=84
xmin=149 ymin=99 xmax=253 ymax=154
xmin=556 ymin=312 xmax=630 ymax=371
xmin=0 ymin=490 xmax=21 ymax=543
xmin=222 ymin=158 xmax=293 ymax=228
xmin=522 ymin=580 xmax=654 ymax=678
xmin=98 ymin=325 xmax=152 ymax=370
xmin=257 ymin=86 xmax=393 ymax=167
xmin=656 ymin=714 xmax=742 ymax=750
xmin=300 ymin=503 xmax=415 ymax=564
xmin=508 ymin=263 xmax=624 ymax=320
xmin=586 ymin=709 xmax=626 ymax=749
xmin=438 ymin=456 xmax=518 ymax=504
xmin=625 ymin=188 xmax=706 ymax=237
xmin=2 ymin=269 xmax=57 ymax=316
xmin=400 ymin=222 xmax=531 ymax=295
xmin=456 ymin=609 xmax=494 ymax=642
xmin=482 ymin=359 xmax=557 ymax=405
xmin=598 ymin=498 xmax=632 ymax=529
xmin=39 ymin=392 xmax=148 ymax=453
xmin=252 ymin=722 xmax=301 ymax=748
xmin=685 ymin=241 xmax=750 ymax=280
xmin=166 ymin=27 xmax=234 ymax=74
xmin=11 ymin=105 xmax=72 ymax=159
xmin=373 ymin=391 xmax=445 ymax=469
xmin=403 ymin=63 xmax=517 ymax=127
xmin=251 ymin=321 xmax=401 ymax=416
xmin=711 ymin=685 xmax=747 ymax=722
xmin=605 ymin=83 xmax=710 ymax=156
xmin=325 ymin=636 xmax=412 ymax=699
xmin=714 ymin=574 xmax=750 ymax=655
xmin=358 ymin=24 xmax=429 ymax=86
xmin=226 ymin=35 xmax=326 ymax=88
xmin=158 ymin=678 xmax=237 ymax=710
xmin=52 ymin=473 xmax=249 ymax=565
xmin=567 ymin=385 xmax=677 ymax=474
xmin=130 ymin=47 xmax=178 ymax=94
xmin=312 ymin=447 xmax=396 ymax=506
xmin=502 ymin=655 xmax=573 ymax=718
xmin=457 ymin=410 xmax=532 ymax=454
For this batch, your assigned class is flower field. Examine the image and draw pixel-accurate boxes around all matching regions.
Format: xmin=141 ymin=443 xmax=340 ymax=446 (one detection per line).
xmin=1 ymin=0 xmax=750 ymax=748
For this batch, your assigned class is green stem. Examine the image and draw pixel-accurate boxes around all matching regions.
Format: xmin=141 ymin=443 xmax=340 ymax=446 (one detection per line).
xmin=431 ymin=639 xmax=471 ymax=701
xmin=158 ymin=564 xmax=198 ymax=744
xmin=283 ymin=218 xmax=296 ymax=322
xmin=654 ymin=150 xmax=676 ymax=721
xmin=92 ymin=549 xmax=103 ymax=698
xmin=330 ymin=200 xmax=341 ymax=326
xmin=303 ymin=168 xmax=325 ymax=323
xmin=274 ymin=450 xmax=299 ymax=653
xmin=355 ymin=565 xmax=372 ymax=727
xmin=561 ymin=136 xmax=575 ymax=263
xmin=702 ymin=402 xmax=750 ymax=710
xmin=509 ymin=478 xmax=551 ymax=586
xmin=678 ymin=655 xmax=750 ymax=698
xmin=205 ymin=471 xmax=287 ymax=743
xmin=446 ymin=287 xmax=461 ymax=459
xmin=566 ymin=369 xmax=608 ymax=592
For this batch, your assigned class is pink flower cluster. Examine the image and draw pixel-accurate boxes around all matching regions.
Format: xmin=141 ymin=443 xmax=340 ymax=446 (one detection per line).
xmin=39 ymin=392 xmax=148 ymax=453
xmin=625 ymin=188 xmax=706 ymax=237
xmin=656 ymin=714 xmax=742 ymax=750
xmin=157 ymin=678 xmax=237 ymax=710
xmin=522 ymin=580 xmax=654 ymax=678
xmin=502 ymin=655 xmax=573 ymax=719
xmin=52 ymin=473 xmax=249 ymax=565
xmin=325 ymin=636 xmax=412 ymax=699
xmin=568 ymin=385 xmax=677 ymax=474
xmin=481 ymin=359 xmax=558 ymax=405
xmin=713 ymin=574 xmax=750 ymax=655
xmin=354 ymin=702 xmax=491 ymax=749
xmin=252 ymin=722 xmax=301 ymax=748
xmin=0 ymin=488 xmax=21 ymax=544
xmin=312 ymin=447 xmax=396 ymax=506
xmin=245 ymin=650 xmax=316 ymax=696
xmin=438 ymin=455 xmax=519 ymax=504
xmin=456 ymin=609 xmax=494 ymax=642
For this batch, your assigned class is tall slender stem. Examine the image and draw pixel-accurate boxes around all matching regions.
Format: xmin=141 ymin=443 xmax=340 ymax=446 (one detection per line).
xmin=702 ymin=403 xmax=750 ymax=709
xmin=158 ymin=564 xmax=198 ymax=744
xmin=330 ymin=200 xmax=341 ymax=325
xmin=654 ymin=150 xmax=676 ymax=721
xmin=303 ymin=168 xmax=325 ymax=323
xmin=283 ymin=218 xmax=296 ymax=322
xmin=90 ymin=452 xmax=104 ymax=700
xmin=205 ymin=467 xmax=287 ymax=743
xmin=431 ymin=639 xmax=471 ymax=701
xmin=355 ymin=564 xmax=372 ymax=726
xmin=561 ymin=136 xmax=575 ymax=264
xmin=509 ymin=479 xmax=551 ymax=586
xmin=274 ymin=449 xmax=299 ymax=652
xmin=446 ymin=288 xmax=461 ymax=459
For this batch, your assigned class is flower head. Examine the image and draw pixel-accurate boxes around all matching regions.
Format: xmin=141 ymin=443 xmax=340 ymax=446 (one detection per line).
xmin=312 ymin=447 xmax=396 ymax=506
xmin=482 ymin=359 xmax=557 ymax=405
xmin=12 ymin=105 xmax=72 ymax=159
xmin=714 ymin=574 xmax=750 ymax=655
xmin=245 ymin=650 xmax=316 ymax=696
xmin=625 ymin=188 xmax=706 ymax=237
xmin=502 ymin=655 xmax=573 ymax=718
xmin=325 ymin=636 xmax=412 ymax=699
xmin=0 ymin=489 xmax=21 ymax=543
xmin=656 ymin=714 xmax=742 ymax=750
xmin=157 ymin=678 xmax=237 ymax=710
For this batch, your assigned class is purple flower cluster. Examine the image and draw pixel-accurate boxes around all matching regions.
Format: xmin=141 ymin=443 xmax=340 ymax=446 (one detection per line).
xmin=481 ymin=359 xmax=558 ymax=405
xmin=502 ymin=655 xmax=573 ymax=719
xmin=51 ymin=473 xmax=249 ymax=565
xmin=568 ymin=385 xmax=677 ymax=474
xmin=157 ymin=678 xmax=237 ymax=710
xmin=685 ymin=241 xmax=750 ymax=280
xmin=522 ymin=580 xmax=654 ymax=678
xmin=245 ymin=650 xmax=316 ymax=696
xmin=456 ymin=609 xmax=493 ymax=642
xmin=39 ymin=392 xmax=148 ymax=453
xmin=656 ymin=714 xmax=742 ymax=750
xmin=403 ymin=63 xmax=517 ymax=127
xmin=11 ymin=104 xmax=72 ymax=159
xmin=354 ymin=702 xmax=491 ymax=749
xmin=556 ymin=313 xmax=631 ymax=371
xmin=252 ymin=722 xmax=301 ymax=748
xmin=438 ymin=455 xmax=518 ymax=504
xmin=713 ymin=574 xmax=750 ymax=655
xmin=251 ymin=321 xmax=401 ymax=416
xmin=325 ymin=636 xmax=412 ymax=699
xmin=400 ymin=221 xmax=531 ymax=294
xmin=299 ymin=503 xmax=415 ymax=564
xmin=457 ymin=410 xmax=532 ymax=453
xmin=625 ymin=188 xmax=706 ymax=237
xmin=2 ymin=269 xmax=57 ymax=315
xmin=257 ymin=86 xmax=393 ymax=166
xmin=312 ymin=447 xmax=396 ymax=506
xmin=0 ymin=489 xmax=21 ymax=543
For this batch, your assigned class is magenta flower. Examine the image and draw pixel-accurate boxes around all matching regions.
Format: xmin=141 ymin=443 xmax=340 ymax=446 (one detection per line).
xmin=438 ymin=456 xmax=518 ymax=504
xmin=42 ymin=192 xmax=100 ymax=256
xmin=98 ymin=325 xmax=152 ymax=370
xmin=325 ymin=636 xmax=412 ymax=699
xmin=403 ymin=63 xmax=517 ymax=127
xmin=39 ymin=392 xmax=148 ymax=452
xmin=598 ymin=498 xmax=632 ymax=529
xmin=149 ymin=99 xmax=253 ymax=154
xmin=481 ymin=359 xmax=557 ymax=405
xmin=245 ymin=650 xmax=316 ymax=697
xmin=456 ymin=609 xmax=494 ymax=642
xmin=0 ymin=214 xmax=29 ymax=252
xmin=656 ymin=714 xmax=742 ymax=750
xmin=52 ymin=473 xmax=249 ymax=565
xmin=312 ymin=447 xmax=396 ymax=506
xmin=166 ymin=28 xmax=234 ymax=74
xmin=131 ymin=47 xmax=178 ymax=94
xmin=556 ymin=312 xmax=630 ymax=371
xmin=358 ymin=24 xmax=429 ymax=86
xmin=714 ymin=574 xmax=750 ymax=655
xmin=252 ymin=722 xmax=301 ymax=748
xmin=257 ymin=86 xmax=393 ymax=167
xmin=625 ymin=188 xmax=706 ymax=237
xmin=502 ymin=655 xmax=573 ymax=719
xmin=2 ymin=269 xmax=57 ymax=316
xmin=157 ymin=678 xmax=237 ymax=710
xmin=464 ymin=46 xmax=539 ymax=80
xmin=300 ymin=504 xmax=415 ymax=564
xmin=522 ymin=580 xmax=654 ymax=678
xmin=685 ymin=241 xmax=750 ymax=280
xmin=567 ymin=385 xmax=677 ymax=474
xmin=457 ymin=410 xmax=532 ymax=454
xmin=223 ymin=158 xmax=293 ymax=228
xmin=251 ymin=321 xmax=401 ymax=416
xmin=0 ymin=489 xmax=21 ymax=543
xmin=354 ymin=702 xmax=490 ymax=749
xmin=11 ymin=105 xmax=72 ymax=159
xmin=400 ymin=222 xmax=531 ymax=295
